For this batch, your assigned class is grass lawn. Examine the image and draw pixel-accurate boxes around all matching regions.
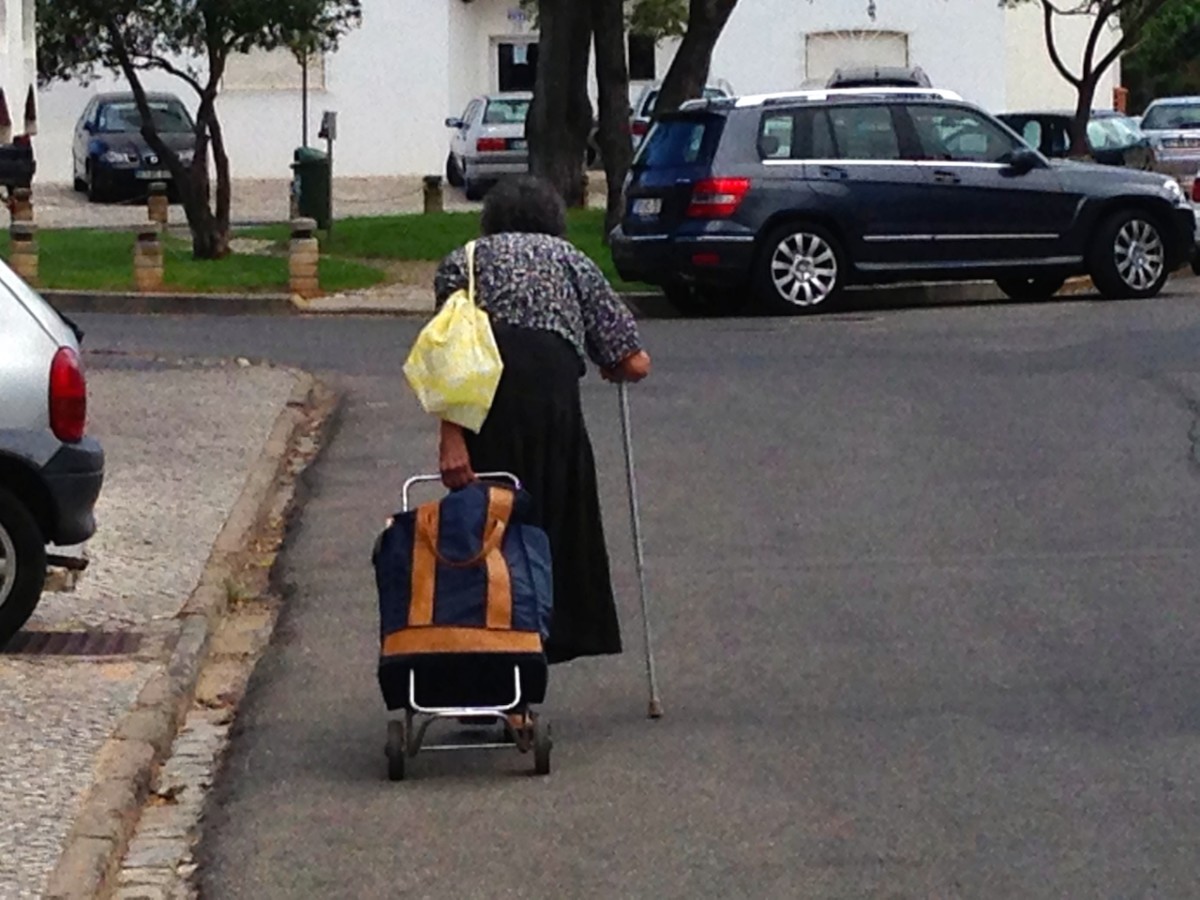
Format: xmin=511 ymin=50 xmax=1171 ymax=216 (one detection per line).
xmin=238 ymin=208 xmax=646 ymax=291
xmin=0 ymin=228 xmax=387 ymax=294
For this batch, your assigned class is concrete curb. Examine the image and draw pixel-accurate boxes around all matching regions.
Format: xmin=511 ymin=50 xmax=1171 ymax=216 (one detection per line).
xmin=43 ymin=289 xmax=294 ymax=317
xmin=42 ymin=370 xmax=341 ymax=900
xmin=39 ymin=269 xmax=1199 ymax=322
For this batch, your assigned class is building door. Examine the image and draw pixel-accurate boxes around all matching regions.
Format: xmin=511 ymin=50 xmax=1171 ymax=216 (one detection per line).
xmin=497 ymin=42 xmax=538 ymax=92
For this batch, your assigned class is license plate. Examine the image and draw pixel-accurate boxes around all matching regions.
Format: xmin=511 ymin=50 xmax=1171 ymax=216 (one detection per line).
xmin=509 ymin=140 xmax=527 ymax=151
xmin=136 ymin=170 xmax=170 ymax=180
xmin=632 ymin=197 xmax=662 ymax=216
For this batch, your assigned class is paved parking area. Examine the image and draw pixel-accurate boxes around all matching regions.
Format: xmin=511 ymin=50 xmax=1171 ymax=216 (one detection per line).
xmin=31 ymin=175 xmax=608 ymax=229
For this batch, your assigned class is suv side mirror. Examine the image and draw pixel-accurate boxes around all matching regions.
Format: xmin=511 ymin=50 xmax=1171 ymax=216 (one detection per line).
xmin=444 ymin=117 xmax=464 ymax=129
xmin=1005 ymin=147 xmax=1042 ymax=175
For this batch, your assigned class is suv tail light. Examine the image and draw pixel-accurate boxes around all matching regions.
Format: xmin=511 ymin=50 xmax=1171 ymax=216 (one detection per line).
xmin=686 ymin=178 xmax=751 ymax=218
xmin=630 ymin=120 xmax=649 ymax=137
xmin=1191 ymin=177 xmax=1200 ymax=203
xmin=49 ymin=347 xmax=87 ymax=442
xmin=476 ymin=137 xmax=506 ymax=152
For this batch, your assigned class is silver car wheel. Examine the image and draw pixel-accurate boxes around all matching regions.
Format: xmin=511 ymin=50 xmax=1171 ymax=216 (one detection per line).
xmin=770 ymin=232 xmax=839 ymax=307
xmin=0 ymin=522 xmax=15 ymax=607
xmin=1114 ymin=218 xmax=1165 ymax=292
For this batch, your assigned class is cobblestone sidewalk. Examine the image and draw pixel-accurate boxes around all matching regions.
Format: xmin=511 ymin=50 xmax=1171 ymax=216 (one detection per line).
xmin=0 ymin=361 xmax=301 ymax=899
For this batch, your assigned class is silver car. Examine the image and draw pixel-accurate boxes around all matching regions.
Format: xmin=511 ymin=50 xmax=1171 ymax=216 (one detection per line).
xmin=0 ymin=266 xmax=104 ymax=647
xmin=1140 ymin=96 xmax=1200 ymax=186
xmin=444 ymin=92 xmax=531 ymax=201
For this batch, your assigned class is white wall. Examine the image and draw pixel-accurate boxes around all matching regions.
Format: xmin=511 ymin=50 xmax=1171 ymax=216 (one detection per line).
xmin=1004 ymin=1 xmax=1121 ymax=112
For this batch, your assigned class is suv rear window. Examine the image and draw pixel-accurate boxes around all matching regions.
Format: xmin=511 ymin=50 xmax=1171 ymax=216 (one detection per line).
xmin=634 ymin=115 xmax=722 ymax=167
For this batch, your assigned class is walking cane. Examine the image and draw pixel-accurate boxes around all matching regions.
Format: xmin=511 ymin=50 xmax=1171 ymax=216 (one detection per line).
xmin=618 ymin=381 xmax=663 ymax=719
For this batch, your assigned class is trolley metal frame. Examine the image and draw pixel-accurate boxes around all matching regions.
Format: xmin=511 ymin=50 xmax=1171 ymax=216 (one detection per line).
xmin=383 ymin=473 xmax=551 ymax=781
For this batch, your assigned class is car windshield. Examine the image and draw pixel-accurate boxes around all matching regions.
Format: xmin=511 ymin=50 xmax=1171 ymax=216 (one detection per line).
xmin=483 ymin=99 xmax=530 ymax=125
xmin=1087 ymin=116 xmax=1141 ymax=149
xmin=98 ymin=100 xmax=192 ymax=134
xmin=1141 ymin=102 xmax=1200 ymax=131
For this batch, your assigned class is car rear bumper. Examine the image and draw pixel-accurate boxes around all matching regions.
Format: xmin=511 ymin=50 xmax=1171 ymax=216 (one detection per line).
xmin=610 ymin=226 xmax=757 ymax=287
xmin=463 ymin=157 xmax=528 ymax=181
xmin=41 ymin=437 xmax=104 ymax=546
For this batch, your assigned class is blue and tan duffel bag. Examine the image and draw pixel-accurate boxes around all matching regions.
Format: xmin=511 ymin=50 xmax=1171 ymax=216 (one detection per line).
xmin=372 ymin=480 xmax=553 ymax=711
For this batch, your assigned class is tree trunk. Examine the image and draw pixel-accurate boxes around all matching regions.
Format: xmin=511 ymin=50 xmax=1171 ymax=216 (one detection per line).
xmin=653 ymin=0 xmax=738 ymax=116
xmin=1068 ymin=77 xmax=1100 ymax=159
xmin=181 ymin=94 xmax=230 ymax=259
xmin=591 ymin=0 xmax=633 ymax=239
xmin=529 ymin=0 xmax=593 ymax=206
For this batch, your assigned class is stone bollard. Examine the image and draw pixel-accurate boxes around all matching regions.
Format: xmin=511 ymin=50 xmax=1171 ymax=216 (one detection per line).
xmin=147 ymin=181 xmax=169 ymax=225
xmin=9 ymin=221 xmax=37 ymax=284
xmin=289 ymin=217 xmax=320 ymax=299
xmin=133 ymin=224 xmax=164 ymax=292
xmin=10 ymin=187 xmax=32 ymax=224
xmin=423 ymin=175 xmax=444 ymax=215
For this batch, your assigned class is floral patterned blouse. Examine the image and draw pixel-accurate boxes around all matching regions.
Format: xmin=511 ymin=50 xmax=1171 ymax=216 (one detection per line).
xmin=433 ymin=232 xmax=642 ymax=371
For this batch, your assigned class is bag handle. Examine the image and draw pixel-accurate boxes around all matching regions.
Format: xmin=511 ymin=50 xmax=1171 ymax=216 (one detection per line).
xmin=465 ymin=240 xmax=477 ymax=306
xmin=418 ymin=486 xmax=514 ymax=569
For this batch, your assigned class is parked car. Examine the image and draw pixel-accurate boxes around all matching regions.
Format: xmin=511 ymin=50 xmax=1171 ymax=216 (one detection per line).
xmin=0 ymin=266 xmax=104 ymax=647
xmin=1138 ymin=96 xmax=1200 ymax=185
xmin=997 ymin=109 xmax=1154 ymax=169
xmin=825 ymin=65 xmax=932 ymax=89
xmin=611 ymin=87 xmax=1195 ymax=315
xmin=72 ymin=92 xmax=197 ymax=203
xmin=628 ymin=81 xmax=733 ymax=148
xmin=445 ymin=92 xmax=532 ymax=201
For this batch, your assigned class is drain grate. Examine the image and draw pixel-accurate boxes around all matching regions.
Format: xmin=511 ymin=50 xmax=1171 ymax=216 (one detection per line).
xmin=2 ymin=630 xmax=143 ymax=656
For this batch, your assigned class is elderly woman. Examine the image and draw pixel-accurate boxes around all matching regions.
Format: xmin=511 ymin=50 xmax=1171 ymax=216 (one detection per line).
xmin=433 ymin=176 xmax=651 ymax=665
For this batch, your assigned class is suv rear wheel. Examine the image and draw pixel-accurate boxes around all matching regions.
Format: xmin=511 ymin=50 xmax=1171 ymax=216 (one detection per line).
xmin=755 ymin=223 xmax=844 ymax=315
xmin=1089 ymin=210 xmax=1169 ymax=299
xmin=0 ymin=486 xmax=46 ymax=648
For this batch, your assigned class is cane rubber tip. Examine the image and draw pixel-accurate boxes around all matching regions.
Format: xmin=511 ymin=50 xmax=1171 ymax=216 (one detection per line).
xmin=648 ymin=699 xmax=664 ymax=719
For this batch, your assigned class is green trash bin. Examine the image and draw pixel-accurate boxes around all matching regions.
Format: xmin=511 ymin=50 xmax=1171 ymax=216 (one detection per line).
xmin=291 ymin=146 xmax=331 ymax=230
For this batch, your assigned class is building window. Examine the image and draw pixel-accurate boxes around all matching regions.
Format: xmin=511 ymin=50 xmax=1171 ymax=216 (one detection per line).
xmin=628 ymin=33 xmax=656 ymax=82
xmin=804 ymin=30 xmax=909 ymax=85
xmin=223 ymin=47 xmax=326 ymax=92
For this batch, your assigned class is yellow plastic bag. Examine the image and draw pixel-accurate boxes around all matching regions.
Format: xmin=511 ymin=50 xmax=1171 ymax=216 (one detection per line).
xmin=403 ymin=241 xmax=503 ymax=432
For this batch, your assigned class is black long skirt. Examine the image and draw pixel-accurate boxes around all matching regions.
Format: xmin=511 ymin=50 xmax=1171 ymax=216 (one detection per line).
xmin=465 ymin=323 xmax=622 ymax=664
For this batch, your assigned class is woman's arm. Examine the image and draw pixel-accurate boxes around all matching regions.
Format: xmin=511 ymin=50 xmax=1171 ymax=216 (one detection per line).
xmin=569 ymin=253 xmax=649 ymax=377
xmin=439 ymin=420 xmax=475 ymax=489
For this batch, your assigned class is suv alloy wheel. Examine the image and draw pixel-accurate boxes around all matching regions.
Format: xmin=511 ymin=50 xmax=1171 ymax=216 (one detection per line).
xmin=756 ymin=223 xmax=844 ymax=314
xmin=1090 ymin=210 xmax=1169 ymax=299
xmin=0 ymin=485 xmax=47 ymax=646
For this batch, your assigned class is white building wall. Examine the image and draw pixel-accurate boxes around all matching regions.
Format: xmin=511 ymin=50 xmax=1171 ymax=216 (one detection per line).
xmin=30 ymin=0 xmax=1126 ymax=184
xmin=1004 ymin=0 xmax=1121 ymax=112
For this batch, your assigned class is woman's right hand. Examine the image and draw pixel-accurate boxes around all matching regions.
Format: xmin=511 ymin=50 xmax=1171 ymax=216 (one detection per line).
xmin=603 ymin=349 xmax=652 ymax=383
xmin=439 ymin=421 xmax=476 ymax=489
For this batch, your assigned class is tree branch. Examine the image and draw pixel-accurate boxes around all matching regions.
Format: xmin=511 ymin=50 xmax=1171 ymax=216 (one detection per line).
xmin=1042 ymin=0 xmax=1082 ymax=87
xmin=134 ymin=55 xmax=205 ymax=95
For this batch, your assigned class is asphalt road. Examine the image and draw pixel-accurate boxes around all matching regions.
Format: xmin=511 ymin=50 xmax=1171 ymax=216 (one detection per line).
xmin=77 ymin=288 xmax=1200 ymax=898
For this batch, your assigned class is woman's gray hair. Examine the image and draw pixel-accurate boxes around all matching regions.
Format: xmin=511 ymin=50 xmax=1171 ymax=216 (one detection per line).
xmin=479 ymin=175 xmax=567 ymax=238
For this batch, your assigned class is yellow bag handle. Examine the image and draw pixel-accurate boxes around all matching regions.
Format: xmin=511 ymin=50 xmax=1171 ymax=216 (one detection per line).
xmin=465 ymin=240 xmax=477 ymax=307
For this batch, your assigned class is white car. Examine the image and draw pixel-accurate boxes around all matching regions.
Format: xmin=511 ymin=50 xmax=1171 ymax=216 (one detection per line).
xmin=628 ymin=81 xmax=734 ymax=148
xmin=444 ymin=92 xmax=532 ymax=201
xmin=0 ymin=267 xmax=103 ymax=647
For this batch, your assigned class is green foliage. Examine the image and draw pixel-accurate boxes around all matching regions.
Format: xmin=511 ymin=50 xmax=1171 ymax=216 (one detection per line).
xmin=36 ymin=0 xmax=362 ymax=90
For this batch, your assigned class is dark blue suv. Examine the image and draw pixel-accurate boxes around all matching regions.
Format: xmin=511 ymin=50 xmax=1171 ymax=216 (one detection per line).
xmin=611 ymin=88 xmax=1196 ymax=315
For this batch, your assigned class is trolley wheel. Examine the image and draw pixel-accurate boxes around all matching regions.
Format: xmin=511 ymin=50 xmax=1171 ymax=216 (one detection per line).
xmin=386 ymin=719 xmax=407 ymax=782
xmin=532 ymin=715 xmax=552 ymax=776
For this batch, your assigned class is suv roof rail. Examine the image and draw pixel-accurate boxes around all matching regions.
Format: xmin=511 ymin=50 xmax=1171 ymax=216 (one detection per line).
xmin=734 ymin=87 xmax=962 ymax=108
